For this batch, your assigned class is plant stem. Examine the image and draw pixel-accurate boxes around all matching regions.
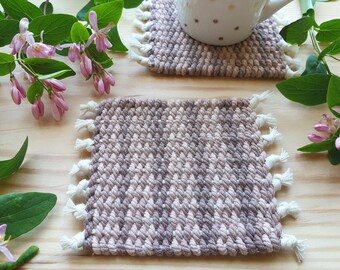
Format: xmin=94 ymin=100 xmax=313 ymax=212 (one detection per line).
xmin=44 ymin=0 xmax=49 ymax=15
xmin=299 ymin=0 xmax=314 ymax=14
xmin=0 ymin=246 xmax=39 ymax=270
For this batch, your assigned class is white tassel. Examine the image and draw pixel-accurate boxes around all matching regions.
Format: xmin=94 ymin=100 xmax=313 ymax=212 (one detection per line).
xmin=60 ymin=231 xmax=85 ymax=251
xmin=266 ymin=149 xmax=289 ymax=169
xmin=133 ymin=19 xmax=153 ymax=32
xmin=285 ymin=55 xmax=304 ymax=79
xmin=262 ymin=127 xmax=282 ymax=146
xmin=129 ymin=50 xmax=149 ymax=67
xmin=75 ymin=138 xmax=94 ymax=152
xmin=132 ymin=32 xmax=151 ymax=42
xmin=80 ymin=101 xmax=98 ymax=117
xmin=281 ymin=234 xmax=305 ymax=263
xmin=250 ymin=91 xmax=273 ymax=109
xmin=75 ymin=119 xmax=96 ymax=132
xmin=256 ymin=113 xmax=277 ymax=128
xmin=139 ymin=0 xmax=152 ymax=10
xmin=277 ymin=201 xmax=301 ymax=219
xmin=69 ymin=159 xmax=91 ymax=176
xmin=135 ymin=9 xmax=151 ymax=21
xmin=67 ymin=179 xmax=89 ymax=198
xmin=64 ymin=199 xmax=87 ymax=220
xmin=273 ymin=168 xmax=294 ymax=192
xmin=130 ymin=39 xmax=152 ymax=54
xmin=280 ymin=39 xmax=299 ymax=57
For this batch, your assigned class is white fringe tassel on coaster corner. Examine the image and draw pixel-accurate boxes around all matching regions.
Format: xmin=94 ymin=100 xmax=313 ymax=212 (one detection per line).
xmin=251 ymin=91 xmax=305 ymax=262
xmin=129 ymin=0 xmax=152 ymax=67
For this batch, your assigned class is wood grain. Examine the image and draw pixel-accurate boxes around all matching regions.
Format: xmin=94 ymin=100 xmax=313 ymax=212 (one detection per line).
xmin=1 ymin=0 xmax=340 ymax=269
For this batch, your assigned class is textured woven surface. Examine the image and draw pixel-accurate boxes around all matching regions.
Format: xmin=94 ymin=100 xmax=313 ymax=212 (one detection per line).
xmin=132 ymin=0 xmax=288 ymax=79
xmin=84 ymin=98 xmax=282 ymax=256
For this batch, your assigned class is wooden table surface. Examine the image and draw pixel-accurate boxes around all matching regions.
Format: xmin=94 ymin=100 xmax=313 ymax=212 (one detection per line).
xmin=1 ymin=0 xmax=340 ymax=269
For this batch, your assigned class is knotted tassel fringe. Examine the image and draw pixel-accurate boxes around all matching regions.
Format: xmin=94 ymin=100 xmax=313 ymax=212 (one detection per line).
xmin=75 ymin=119 xmax=96 ymax=132
xmin=256 ymin=113 xmax=277 ymax=128
xmin=262 ymin=127 xmax=282 ymax=146
xmin=273 ymin=168 xmax=294 ymax=192
xmin=250 ymin=91 xmax=273 ymax=109
xmin=80 ymin=101 xmax=98 ymax=117
xmin=75 ymin=138 xmax=94 ymax=152
xmin=64 ymin=199 xmax=87 ymax=220
xmin=67 ymin=179 xmax=89 ymax=198
xmin=281 ymin=234 xmax=305 ymax=263
xmin=266 ymin=149 xmax=289 ymax=169
xmin=277 ymin=201 xmax=301 ymax=219
xmin=69 ymin=159 xmax=91 ymax=176
xmin=60 ymin=231 xmax=85 ymax=252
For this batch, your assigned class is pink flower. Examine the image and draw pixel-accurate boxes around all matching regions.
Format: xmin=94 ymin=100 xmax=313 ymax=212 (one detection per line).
xmin=0 ymin=224 xmax=16 ymax=262
xmin=50 ymin=92 xmax=68 ymax=121
xmin=26 ymin=33 xmax=55 ymax=58
xmin=308 ymin=134 xmax=327 ymax=143
xmin=9 ymin=18 xmax=29 ymax=55
xmin=31 ymin=98 xmax=44 ymax=120
xmin=79 ymin=54 xmax=92 ymax=78
xmin=44 ymin=78 xmax=66 ymax=92
xmin=336 ymin=137 xmax=340 ymax=150
xmin=93 ymin=71 xmax=115 ymax=95
xmin=87 ymin=11 xmax=114 ymax=52
xmin=10 ymin=76 xmax=26 ymax=105
xmin=57 ymin=43 xmax=81 ymax=63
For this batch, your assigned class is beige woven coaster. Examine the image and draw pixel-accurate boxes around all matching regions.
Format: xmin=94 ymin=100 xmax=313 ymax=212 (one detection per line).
xmin=130 ymin=0 xmax=302 ymax=79
xmin=62 ymin=92 xmax=304 ymax=262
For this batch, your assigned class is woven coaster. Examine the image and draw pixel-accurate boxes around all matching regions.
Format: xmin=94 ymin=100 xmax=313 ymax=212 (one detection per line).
xmin=130 ymin=0 xmax=302 ymax=79
xmin=62 ymin=93 xmax=304 ymax=262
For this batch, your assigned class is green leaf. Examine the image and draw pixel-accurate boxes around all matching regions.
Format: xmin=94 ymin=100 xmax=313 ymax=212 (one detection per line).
xmin=71 ymin=22 xmax=90 ymax=43
xmin=0 ymin=52 xmax=15 ymax=76
xmin=327 ymin=75 xmax=340 ymax=118
xmin=0 ymin=137 xmax=28 ymax=180
xmin=29 ymin=14 xmax=78 ymax=46
xmin=298 ymin=139 xmax=334 ymax=152
xmin=0 ymin=192 xmax=57 ymax=239
xmin=328 ymin=147 xmax=340 ymax=165
xmin=38 ymin=70 xmax=70 ymax=80
xmin=86 ymin=0 xmax=124 ymax=29
xmin=276 ymin=74 xmax=331 ymax=106
xmin=0 ymin=246 xmax=39 ymax=269
xmin=27 ymin=81 xmax=44 ymax=104
xmin=302 ymin=54 xmax=327 ymax=75
xmin=23 ymin=58 xmax=76 ymax=79
xmin=124 ymin=0 xmax=144 ymax=8
xmin=0 ymin=19 xmax=19 ymax=47
xmin=280 ymin=16 xmax=314 ymax=45
xmin=318 ymin=37 xmax=340 ymax=60
xmin=39 ymin=1 xmax=53 ymax=14
xmin=0 ymin=0 xmax=43 ymax=20
xmin=86 ymin=43 xmax=113 ymax=68
xmin=108 ymin=25 xmax=128 ymax=52
xmin=77 ymin=0 xmax=95 ymax=21
xmin=0 ymin=11 xmax=4 ymax=20
xmin=316 ymin=19 xmax=340 ymax=42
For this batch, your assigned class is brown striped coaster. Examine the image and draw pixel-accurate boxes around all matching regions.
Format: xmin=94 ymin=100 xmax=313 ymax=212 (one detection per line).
xmin=130 ymin=0 xmax=303 ymax=79
xmin=62 ymin=93 xmax=304 ymax=262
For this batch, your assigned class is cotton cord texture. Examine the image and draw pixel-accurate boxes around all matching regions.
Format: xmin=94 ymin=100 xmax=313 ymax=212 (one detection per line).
xmin=130 ymin=0 xmax=303 ymax=79
xmin=62 ymin=93 xmax=305 ymax=262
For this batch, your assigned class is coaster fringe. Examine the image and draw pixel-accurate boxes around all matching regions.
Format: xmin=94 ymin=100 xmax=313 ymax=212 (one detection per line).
xmin=69 ymin=159 xmax=91 ymax=176
xmin=64 ymin=199 xmax=87 ymax=220
xmin=80 ymin=101 xmax=99 ymax=117
xmin=129 ymin=50 xmax=149 ymax=67
xmin=60 ymin=231 xmax=85 ymax=251
xmin=67 ymin=179 xmax=89 ymax=198
xmin=250 ymin=91 xmax=273 ymax=109
xmin=75 ymin=119 xmax=96 ymax=132
xmin=133 ymin=19 xmax=153 ymax=32
xmin=256 ymin=113 xmax=277 ymax=128
xmin=136 ymin=8 xmax=151 ymax=21
xmin=130 ymin=39 xmax=153 ymax=54
xmin=273 ymin=168 xmax=294 ymax=192
xmin=75 ymin=138 xmax=94 ymax=152
xmin=132 ymin=32 xmax=151 ymax=43
xmin=265 ymin=149 xmax=289 ymax=169
xmin=281 ymin=234 xmax=305 ymax=263
xmin=277 ymin=201 xmax=301 ymax=219
xmin=262 ymin=127 xmax=282 ymax=146
xmin=139 ymin=0 xmax=152 ymax=10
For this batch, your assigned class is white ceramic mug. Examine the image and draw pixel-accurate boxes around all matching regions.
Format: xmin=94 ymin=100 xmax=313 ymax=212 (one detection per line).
xmin=176 ymin=0 xmax=293 ymax=46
